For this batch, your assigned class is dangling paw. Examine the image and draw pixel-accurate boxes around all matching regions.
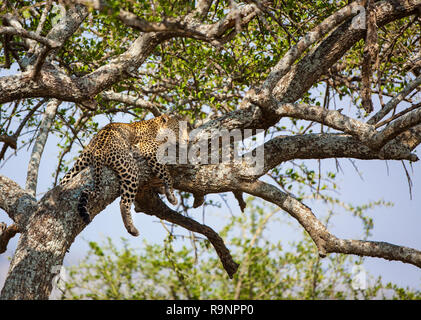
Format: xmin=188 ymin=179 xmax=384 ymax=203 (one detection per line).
xmin=127 ymin=225 xmax=140 ymax=237
xmin=165 ymin=187 xmax=178 ymax=205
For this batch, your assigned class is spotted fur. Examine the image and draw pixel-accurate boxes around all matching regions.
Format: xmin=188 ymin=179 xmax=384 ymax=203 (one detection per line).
xmin=60 ymin=114 xmax=185 ymax=236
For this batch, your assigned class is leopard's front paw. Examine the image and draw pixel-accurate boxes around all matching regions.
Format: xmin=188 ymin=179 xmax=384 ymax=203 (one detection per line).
xmin=165 ymin=187 xmax=178 ymax=205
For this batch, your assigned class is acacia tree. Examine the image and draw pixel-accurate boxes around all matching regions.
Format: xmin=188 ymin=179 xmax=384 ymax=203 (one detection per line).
xmin=0 ymin=0 xmax=420 ymax=299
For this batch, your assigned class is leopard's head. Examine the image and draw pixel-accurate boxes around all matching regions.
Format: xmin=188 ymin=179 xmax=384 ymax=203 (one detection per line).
xmin=156 ymin=114 xmax=190 ymax=145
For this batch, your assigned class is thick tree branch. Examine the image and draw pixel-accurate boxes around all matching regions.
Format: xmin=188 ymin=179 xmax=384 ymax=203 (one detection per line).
xmin=243 ymin=99 xmax=421 ymax=155
xmin=28 ymin=4 xmax=89 ymax=79
xmin=0 ymin=5 xmax=89 ymax=104
xmin=371 ymin=107 xmax=421 ymax=149
xmin=78 ymin=32 xmax=174 ymax=98
xmin=325 ymin=238 xmax=421 ymax=268
xmin=273 ymin=102 xmax=376 ymax=140
xmin=1 ymin=14 xmax=37 ymax=52
xmin=389 ymin=124 xmax=421 ymax=151
xmin=117 ymin=4 xmax=258 ymax=42
xmin=271 ymin=0 xmax=420 ymax=103
xmin=259 ymin=133 xmax=418 ymax=175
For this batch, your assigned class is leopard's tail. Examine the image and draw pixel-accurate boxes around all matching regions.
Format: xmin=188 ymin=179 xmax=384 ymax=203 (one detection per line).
xmin=78 ymin=189 xmax=92 ymax=223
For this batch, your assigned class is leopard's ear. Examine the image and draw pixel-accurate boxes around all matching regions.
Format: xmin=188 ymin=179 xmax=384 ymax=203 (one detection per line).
xmin=160 ymin=114 xmax=169 ymax=123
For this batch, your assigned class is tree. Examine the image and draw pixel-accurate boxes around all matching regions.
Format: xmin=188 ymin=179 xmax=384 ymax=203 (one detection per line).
xmin=0 ymin=0 xmax=420 ymax=299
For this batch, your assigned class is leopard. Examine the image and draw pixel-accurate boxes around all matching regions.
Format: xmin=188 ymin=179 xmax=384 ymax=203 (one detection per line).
xmin=60 ymin=114 xmax=188 ymax=237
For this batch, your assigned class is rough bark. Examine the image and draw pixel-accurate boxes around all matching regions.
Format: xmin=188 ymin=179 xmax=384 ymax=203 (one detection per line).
xmin=0 ymin=0 xmax=420 ymax=299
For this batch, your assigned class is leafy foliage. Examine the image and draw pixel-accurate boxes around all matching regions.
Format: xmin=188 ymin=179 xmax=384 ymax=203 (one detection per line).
xmin=1 ymin=0 xmax=420 ymax=300
xmin=1 ymin=1 xmax=419 ymax=184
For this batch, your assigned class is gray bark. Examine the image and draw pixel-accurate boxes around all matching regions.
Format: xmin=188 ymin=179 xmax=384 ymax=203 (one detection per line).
xmin=0 ymin=0 xmax=420 ymax=299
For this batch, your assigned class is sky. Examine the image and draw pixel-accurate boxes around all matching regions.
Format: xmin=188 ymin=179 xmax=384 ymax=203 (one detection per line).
xmin=0 ymin=106 xmax=420 ymax=295
xmin=0 ymin=69 xmax=420 ymax=298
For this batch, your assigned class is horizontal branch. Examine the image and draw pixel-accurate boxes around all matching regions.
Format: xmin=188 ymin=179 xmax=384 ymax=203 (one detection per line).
xmin=325 ymin=238 xmax=421 ymax=268
xmin=117 ymin=11 xmax=204 ymax=37
xmin=260 ymin=133 xmax=418 ymax=174
xmin=273 ymin=102 xmax=376 ymax=140
xmin=247 ymin=100 xmax=421 ymax=156
xmin=261 ymin=0 xmax=364 ymax=93
xmin=79 ymin=32 xmax=173 ymax=98
xmin=117 ymin=3 xmax=258 ymax=45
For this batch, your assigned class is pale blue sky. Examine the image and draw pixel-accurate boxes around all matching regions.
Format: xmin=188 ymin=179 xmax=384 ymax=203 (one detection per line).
xmin=0 ymin=62 xmax=420 ymax=294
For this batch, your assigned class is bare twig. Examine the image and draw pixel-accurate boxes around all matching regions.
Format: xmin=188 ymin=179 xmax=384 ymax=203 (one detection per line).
xmin=25 ymin=99 xmax=61 ymax=197
xmin=0 ymin=99 xmax=45 ymax=161
xmin=375 ymin=102 xmax=421 ymax=128
xmin=368 ymin=75 xmax=421 ymax=125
